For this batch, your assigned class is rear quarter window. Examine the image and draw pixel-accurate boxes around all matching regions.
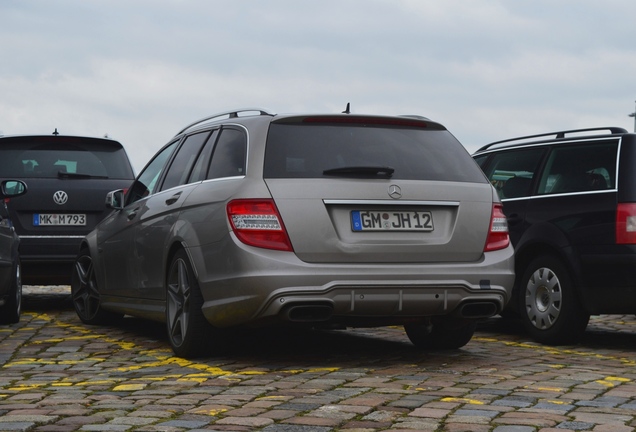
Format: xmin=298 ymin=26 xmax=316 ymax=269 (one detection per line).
xmin=263 ymin=123 xmax=486 ymax=183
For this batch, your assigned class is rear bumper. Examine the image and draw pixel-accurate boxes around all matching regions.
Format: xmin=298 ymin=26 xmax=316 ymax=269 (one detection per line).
xmin=194 ymin=238 xmax=515 ymax=328
xmin=18 ymin=235 xmax=81 ymax=284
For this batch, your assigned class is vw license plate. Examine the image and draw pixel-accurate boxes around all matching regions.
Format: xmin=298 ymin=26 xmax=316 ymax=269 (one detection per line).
xmin=33 ymin=214 xmax=86 ymax=226
xmin=351 ymin=210 xmax=433 ymax=232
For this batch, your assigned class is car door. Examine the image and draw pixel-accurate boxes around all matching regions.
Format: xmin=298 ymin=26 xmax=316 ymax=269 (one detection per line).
xmin=132 ymin=131 xmax=214 ymax=299
xmin=477 ymin=147 xmax=546 ymax=247
xmin=97 ymin=141 xmax=179 ymax=297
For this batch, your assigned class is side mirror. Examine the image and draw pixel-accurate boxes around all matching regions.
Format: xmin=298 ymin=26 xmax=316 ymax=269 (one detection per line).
xmin=1 ymin=180 xmax=27 ymax=198
xmin=105 ymin=189 xmax=125 ymax=210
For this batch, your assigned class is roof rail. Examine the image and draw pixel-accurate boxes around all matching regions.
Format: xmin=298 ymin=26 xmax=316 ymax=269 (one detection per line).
xmin=476 ymin=126 xmax=628 ymax=152
xmin=176 ymin=108 xmax=274 ymax=135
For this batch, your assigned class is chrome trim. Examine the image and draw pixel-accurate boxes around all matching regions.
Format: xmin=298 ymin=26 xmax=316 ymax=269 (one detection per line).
xmin=19 ymin=235 xmax=85 ymax=239
xmin=323 ymin=199 xmax=460 ymax=206
xmin=501 ymin=188 xmax=617 ymax=202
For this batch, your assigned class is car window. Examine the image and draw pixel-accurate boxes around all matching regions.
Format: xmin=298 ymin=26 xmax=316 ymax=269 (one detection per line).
xmin=264 ymin=124 xmax=486 ymax=182
xmin=537 ymin=141 xmax=618 ymax=195
xmin=480 ymin=148 xmax=545 ymax=199
xmin=207 ymin=128 xmax=247 ymax=180
xmin=473 ymin=154 xmax=489 ymax=168
xmin=0 ymin=139 xmax=133 ymax=179
xmin=126 ymin=141 xmax=179 ymax=205
xmin=188 ymin=130 xmax=219 ymax=183
xmin=160 ymin=132 xmax=211 ymax=191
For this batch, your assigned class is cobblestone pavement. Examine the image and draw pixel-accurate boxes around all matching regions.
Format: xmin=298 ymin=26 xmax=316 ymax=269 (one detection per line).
xmin=1 ymin=286 xmax=635 ymax=431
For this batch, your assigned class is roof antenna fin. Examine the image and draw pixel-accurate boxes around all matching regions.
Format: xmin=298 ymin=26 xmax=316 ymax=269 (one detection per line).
xmin=342 ymin=103 xmax=350 ymax=114
xmin=52 ymin=128 xmax=59 ymax=136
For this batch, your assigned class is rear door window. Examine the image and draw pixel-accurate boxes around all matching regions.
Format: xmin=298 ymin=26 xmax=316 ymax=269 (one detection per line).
xmin=480 ymin=148 xmax=546 ymax=199
xmin=537 ymin=141 xmax=618 ymax=195
xmin=160 ymin=132 xmax=211 ymax=191
xmin=264 ymin=123 xmax=486 ymax=183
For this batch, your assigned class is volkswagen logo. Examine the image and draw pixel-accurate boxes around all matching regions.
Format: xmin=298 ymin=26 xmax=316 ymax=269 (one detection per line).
xmin=53 ymin=191 xmax=68 ymax=205
xmin=388 ymin=185 xmax=402 ymax=199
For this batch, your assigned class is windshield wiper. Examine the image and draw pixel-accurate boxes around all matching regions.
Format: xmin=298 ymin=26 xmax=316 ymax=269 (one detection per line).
xmin=58 ymin=171 xmax=108 ymax=179
xmin=322 ymin=166 xmax=394 ymax=178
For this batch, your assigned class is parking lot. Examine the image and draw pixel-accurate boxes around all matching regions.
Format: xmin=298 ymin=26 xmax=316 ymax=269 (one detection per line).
xmin=0 ymin=286 xmax=635 ymax=432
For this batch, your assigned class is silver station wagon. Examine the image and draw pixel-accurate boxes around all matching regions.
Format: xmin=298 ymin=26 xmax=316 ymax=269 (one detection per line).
xmin=71 ymin=108 xmax=514 ymax=358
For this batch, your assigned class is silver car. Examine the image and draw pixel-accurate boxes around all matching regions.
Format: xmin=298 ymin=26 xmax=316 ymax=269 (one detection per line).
xmin=71 ymin=108 xmax=514 ymax=358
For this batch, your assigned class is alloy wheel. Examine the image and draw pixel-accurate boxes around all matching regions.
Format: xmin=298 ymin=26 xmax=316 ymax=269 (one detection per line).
xmin=166 ymin=257 xmax=191 ymax=348
xmin=72 ymin=254 xmax=102 ymax=321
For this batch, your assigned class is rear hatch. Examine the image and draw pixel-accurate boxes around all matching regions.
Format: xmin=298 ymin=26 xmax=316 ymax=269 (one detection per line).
xmin=263 ymin=115 xmax=493 ymax=264
xmin=0 ymin=135 xmax=135 ymax=244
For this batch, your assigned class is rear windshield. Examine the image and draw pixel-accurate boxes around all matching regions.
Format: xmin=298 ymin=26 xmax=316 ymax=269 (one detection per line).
xmin=264 ymin=123 xmax=486 ymax=182
xmin=0 ymin=138 xmax=134 ymax=179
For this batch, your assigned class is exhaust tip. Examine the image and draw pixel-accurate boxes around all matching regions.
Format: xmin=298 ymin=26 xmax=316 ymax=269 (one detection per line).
xmin=459 ymin=302 xmax=498 ymax=318
xmin=283 ymin=304 xmax=333 ymax=322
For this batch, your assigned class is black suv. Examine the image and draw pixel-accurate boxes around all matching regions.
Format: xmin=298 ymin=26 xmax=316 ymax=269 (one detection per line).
xmin=473 ymin=127 xmax=636 ymax=344
xmin=0 ymin=133 xmax=135 ymax=284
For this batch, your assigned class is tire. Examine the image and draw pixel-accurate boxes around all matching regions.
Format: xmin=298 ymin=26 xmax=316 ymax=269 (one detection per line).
xmin=0 ymin=258 xmax=22 ymax=324
xmin=519 ymin=255 xmax=589 ymax=345
xmin=405 ymin=318 xmax=477 ymax=349
xmin=71 ymin=248 xmax=123 ymax=325
xmin=166 ymin=249 xmax=217 ymax=358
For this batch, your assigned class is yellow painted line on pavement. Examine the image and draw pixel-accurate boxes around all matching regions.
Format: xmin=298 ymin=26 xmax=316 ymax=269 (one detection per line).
xmin=190 ymin=408 xmax=228 ymax=416
xmin=545 ymin=399 xmax=568 ymax=405
xmin=441 ymin=397 xmax=485 ymax=405
xmin=2 ymin=312 xmax=342 ymax=392
xmin=472 ymin=336 xmax=636 ymax=367
xmin=534 ymin=387 xmax=564 ymax=392
xmin=596 ymin=376 xmax=631 ymax=387
xmin=113 ymin=384 xmax=147 ymax=391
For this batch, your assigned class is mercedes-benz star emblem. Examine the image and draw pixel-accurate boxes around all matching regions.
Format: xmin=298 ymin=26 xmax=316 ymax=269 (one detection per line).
xmin=53 ymin=191 xmax=68 ymax=205
xmin=388 ymin=185 xmax=402 ymax=199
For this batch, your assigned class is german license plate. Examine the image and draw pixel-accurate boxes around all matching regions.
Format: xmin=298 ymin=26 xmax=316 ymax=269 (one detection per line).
xmin=351 ymin=210 xmax=434 ymax=231
xmin=33 ymin=214 xmax=86 ymax=226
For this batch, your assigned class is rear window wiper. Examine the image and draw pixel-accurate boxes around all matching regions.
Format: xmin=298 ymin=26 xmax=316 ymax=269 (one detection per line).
xmin=58 ymin=171 xmax=108 ymax=179
xmin=323 ymin=166 xmax=394 ymax=178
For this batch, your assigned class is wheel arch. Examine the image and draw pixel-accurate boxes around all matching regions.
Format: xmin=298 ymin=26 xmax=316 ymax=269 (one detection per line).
xmin=165 ymin=241 xmax=198 ymax=282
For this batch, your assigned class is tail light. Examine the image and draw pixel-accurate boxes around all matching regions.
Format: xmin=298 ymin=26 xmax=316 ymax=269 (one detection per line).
xmin=484 ymin=203 xmax=510 ymax=252
xmin=616 ymin=203 xmax=636 ymax=244
xmin=226 ymin=199 xmax=293 ymax=252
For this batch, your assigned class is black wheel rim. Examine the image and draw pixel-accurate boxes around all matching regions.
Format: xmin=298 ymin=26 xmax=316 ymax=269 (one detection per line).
xmin=72 ymin=254 xmax=101 ymax=320
xmin=167 ymin=258 xmax=191 ymax=347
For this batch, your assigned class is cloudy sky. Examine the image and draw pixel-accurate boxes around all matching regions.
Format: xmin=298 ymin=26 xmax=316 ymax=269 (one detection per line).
xmin=2 ymin=0 xmax=636 ymax=172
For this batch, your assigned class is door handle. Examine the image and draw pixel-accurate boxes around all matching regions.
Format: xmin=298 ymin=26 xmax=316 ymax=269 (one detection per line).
xmin=127 ymin=208 xmax=140 ymax=220
xmin=165 ymin=192 xmax=182 ymax=206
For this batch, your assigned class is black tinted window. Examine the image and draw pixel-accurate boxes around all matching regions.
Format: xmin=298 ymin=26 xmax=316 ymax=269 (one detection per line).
xmin=188 ymin=130 xmax=219 ymax=183
xmin=207 ymin=128 xmax=246 ymax=179
xmin=0 ymin=138 xmax=133 ymax=179
xmin=537 ymin=141 xmax=618 ymax=195
xmin=264 ymin=124 xmax=485 ymax=182
xmin=480 ymin=148 xmax=546 ymax=199
xmin=161 ymin=132 xmax=210 ymax=191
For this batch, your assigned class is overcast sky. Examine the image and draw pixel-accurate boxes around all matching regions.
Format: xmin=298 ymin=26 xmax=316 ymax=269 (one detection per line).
xmin=2 ymin=0 xmax=636 ymax=172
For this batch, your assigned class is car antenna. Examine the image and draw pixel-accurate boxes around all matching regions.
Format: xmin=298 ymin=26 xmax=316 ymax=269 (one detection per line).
xmin=52 ymin=128 xmax=59 ymax=136
xmin=342 ymin=103 xmax=350 ymax=114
